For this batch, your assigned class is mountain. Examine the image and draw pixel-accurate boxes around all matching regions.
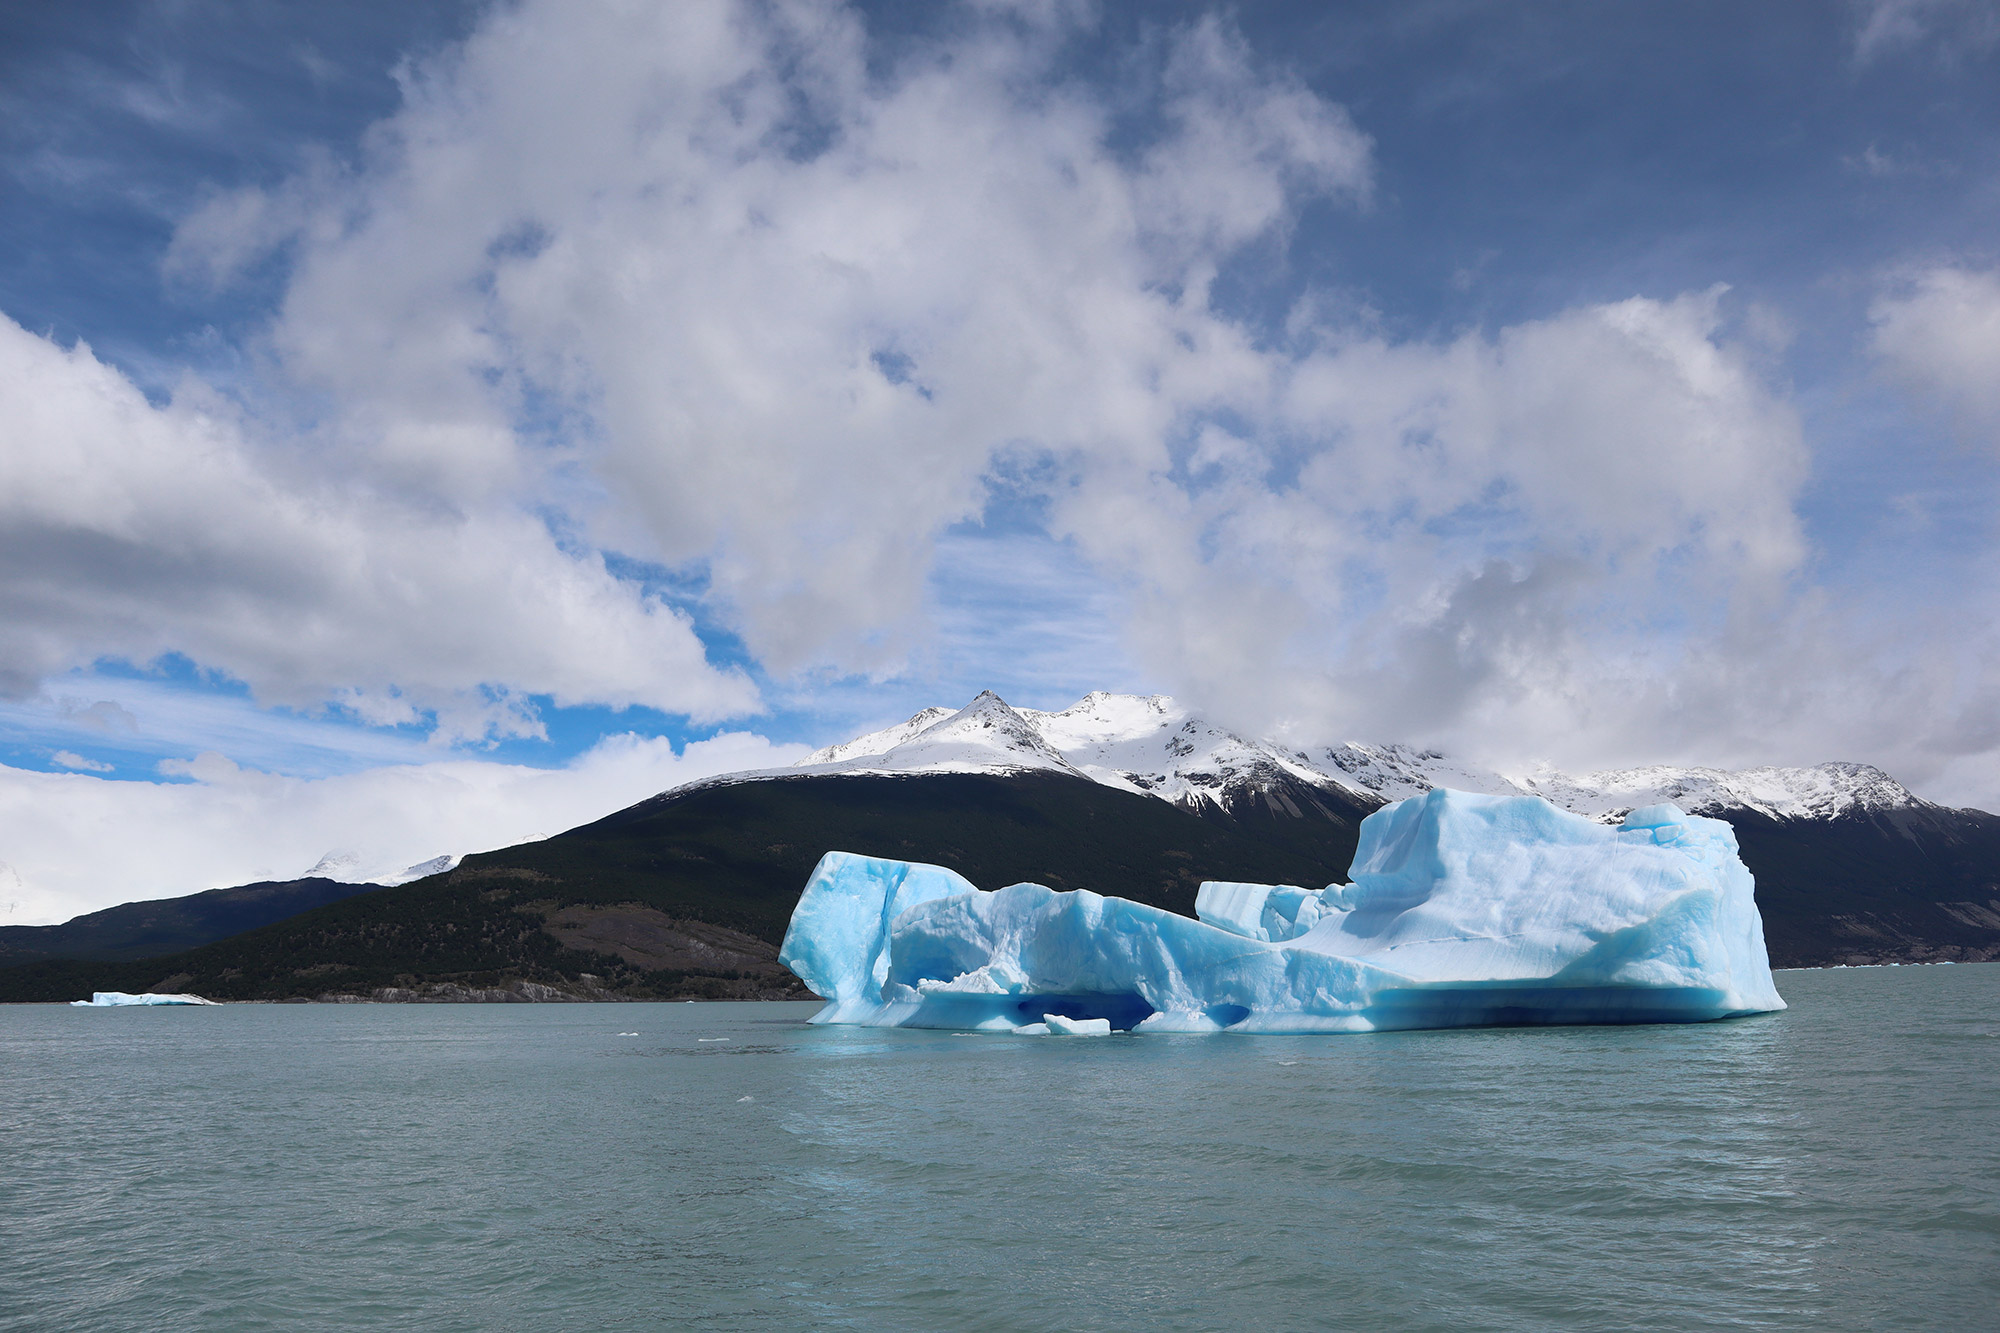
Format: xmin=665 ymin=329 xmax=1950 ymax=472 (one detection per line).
xmin=4 ymin=690 xmax=1995 ymax=1003
xmin=0 ymin=877 xmax=387 ymax=966
xmin=0 ymin=852 xmax=458 ymax=967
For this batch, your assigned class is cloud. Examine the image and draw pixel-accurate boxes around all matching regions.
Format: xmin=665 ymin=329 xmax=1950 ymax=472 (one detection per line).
xmin=162 ymin=167 xmax=331 ymax=292
xmin=57 ymin=698 xmax=139 ymax=733
xmin=1870 ymin=264 xmax=2000 ymax=438
xmin=3 ymin=674 xmax=439 ymax=777
xmin=1055 ymin=287 xmax=1817 ymax=762
xmin=0 ymin=730 xmax=808 ymax=925
xmin=122 ymin=0 xmax=1993 ymax=796
xmin=197 ymin=0 xmax=1369 ymax=684
xmin=0 ymin=313 xmax=759 ymax=739
xmin=1853 ymin=0 xmax=2000 ymax=62
xmin=2 ymin=0 xmax=1991 ymax=872
xmin=49 ymin=751 xmax=113 ymax=772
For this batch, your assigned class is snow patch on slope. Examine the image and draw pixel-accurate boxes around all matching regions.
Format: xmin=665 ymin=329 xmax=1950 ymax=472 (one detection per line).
xmin=302 ymin=850 xmax=460 ymax=886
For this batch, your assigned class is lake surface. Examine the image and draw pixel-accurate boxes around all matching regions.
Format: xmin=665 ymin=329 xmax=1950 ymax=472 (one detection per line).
xmin=3 ymin=966 xmax=1996 ymax=1332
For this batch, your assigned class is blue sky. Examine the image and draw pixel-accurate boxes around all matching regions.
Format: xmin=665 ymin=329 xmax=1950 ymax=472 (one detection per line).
xmin=3 ymin=0 xmax=2000 ymax=919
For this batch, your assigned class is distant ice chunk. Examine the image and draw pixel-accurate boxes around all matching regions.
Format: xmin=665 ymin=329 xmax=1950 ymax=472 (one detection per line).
xmin=1013 ymin=1013 xmax=1113 ymax=1035
xmin=779 ymin=789 xmax=1785 ymax=1035
xmin=70 ymin=992 xmax=218 ymax=1007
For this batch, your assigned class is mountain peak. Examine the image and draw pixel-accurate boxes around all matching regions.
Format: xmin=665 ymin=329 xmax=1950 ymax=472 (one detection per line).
xmin=897 ymin=691 xmax=1080 ymax=771
xmin=791 ymin=690 xmax=1083 ymax=778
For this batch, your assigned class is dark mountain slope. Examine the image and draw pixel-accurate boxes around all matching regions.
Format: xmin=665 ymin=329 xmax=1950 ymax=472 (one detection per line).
xmin=0 ymin=771 xmax=1370 ymax=1003
xmin=1731 ymin=805 xmax=2000 ymax=966
xmin=0 ymin=876 xmax=384 ymax=965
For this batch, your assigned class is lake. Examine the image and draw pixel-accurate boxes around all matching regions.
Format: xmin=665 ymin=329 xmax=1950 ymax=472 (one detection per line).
xmin=3 ymin=964 xmax=1996 ymax=1331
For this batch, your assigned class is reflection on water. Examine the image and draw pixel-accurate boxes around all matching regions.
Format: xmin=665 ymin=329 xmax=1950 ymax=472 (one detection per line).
xmin=2 ymin=966 xmax=1996 ymax=1332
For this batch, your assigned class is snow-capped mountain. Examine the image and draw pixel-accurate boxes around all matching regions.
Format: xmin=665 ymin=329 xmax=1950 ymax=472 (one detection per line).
xmin=802 ymin=691 xmax=1088 ymax=778
xmin=767 ymin=689 xmax=1939 ymax=825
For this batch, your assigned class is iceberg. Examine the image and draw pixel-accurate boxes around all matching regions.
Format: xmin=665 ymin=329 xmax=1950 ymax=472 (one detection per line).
xmin=778 ymin=789 xmax=1785 ymax=1034
xmin=70 ymin=992 xmax=219 ymax=1007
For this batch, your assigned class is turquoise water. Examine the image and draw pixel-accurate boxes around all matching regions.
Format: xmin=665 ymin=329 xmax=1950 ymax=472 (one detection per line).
xmin=3 ymin=966 xmax=1996 ymax=1332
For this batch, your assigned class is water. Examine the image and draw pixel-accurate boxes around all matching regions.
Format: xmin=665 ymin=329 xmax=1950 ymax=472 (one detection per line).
xmin=3 ymin=966 xmax=1996 ymax=1332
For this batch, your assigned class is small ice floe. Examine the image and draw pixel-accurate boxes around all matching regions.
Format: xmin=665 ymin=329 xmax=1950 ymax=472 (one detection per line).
xmin=70 ymin=992 xmax=217 ymax=1007
xmin=697 ymin=1037 xmax=729 ymax=1043
xmin=617 ymin=1032 xmax=640 ymax=1037
xmin=1015 ymin=1014 xmax=1111 ymax=1037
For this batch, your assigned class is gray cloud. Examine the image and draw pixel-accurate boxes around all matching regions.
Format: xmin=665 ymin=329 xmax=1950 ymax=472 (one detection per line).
xmin=1871 ymin=264 xmax=2000 ymax=440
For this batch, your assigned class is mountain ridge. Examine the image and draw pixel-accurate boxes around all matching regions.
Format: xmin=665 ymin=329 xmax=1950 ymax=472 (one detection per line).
xmin=725 ymin=689 xmax=1971 ymax=827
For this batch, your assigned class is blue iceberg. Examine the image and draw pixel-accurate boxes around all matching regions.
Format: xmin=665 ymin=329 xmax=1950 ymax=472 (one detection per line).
xmin=778 ymin=789 xmax=1785 ymax=1034
xmin=70 ymin=992 xmax=218 ymax=1007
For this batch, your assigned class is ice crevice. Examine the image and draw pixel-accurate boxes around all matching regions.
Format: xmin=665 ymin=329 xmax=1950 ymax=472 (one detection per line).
xmin=778 ymin=789 xmax=1786 ymax=1035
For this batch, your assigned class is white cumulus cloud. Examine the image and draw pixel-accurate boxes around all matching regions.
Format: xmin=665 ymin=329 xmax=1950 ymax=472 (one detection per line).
xmin=0 ymin=313 xmax=758 ymax=738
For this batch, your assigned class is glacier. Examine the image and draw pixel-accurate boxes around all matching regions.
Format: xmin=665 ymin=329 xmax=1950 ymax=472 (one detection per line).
xmin=70 ymin=992 xmax=218 ymax=1007
xmin=778 ymin=788 xmax=1786 ymax=1035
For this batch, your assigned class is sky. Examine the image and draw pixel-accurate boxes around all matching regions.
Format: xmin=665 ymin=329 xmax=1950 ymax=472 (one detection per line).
xmin=3 ymin=0 xmax=2000 ymax=923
